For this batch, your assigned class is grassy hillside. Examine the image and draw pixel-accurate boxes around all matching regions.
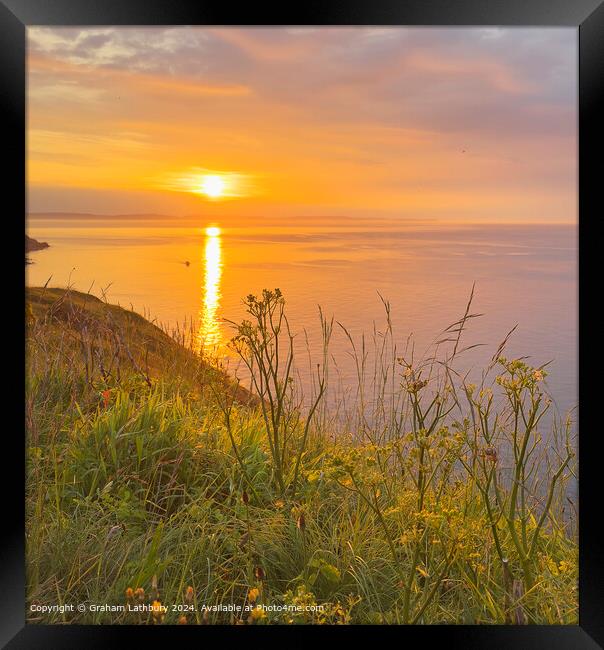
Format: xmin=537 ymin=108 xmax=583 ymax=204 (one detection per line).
xmin=25 ymin=287 xmax=577 ymax=625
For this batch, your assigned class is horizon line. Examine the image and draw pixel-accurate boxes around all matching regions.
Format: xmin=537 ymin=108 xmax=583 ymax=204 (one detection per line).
xmin=26 ymin=211 xmax=577 ymax=226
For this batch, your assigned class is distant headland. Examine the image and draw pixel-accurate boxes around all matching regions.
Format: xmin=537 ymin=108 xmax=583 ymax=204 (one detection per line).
xmin=26 ymin=234 xmax=49 ymax=264
xmin=26 ymin=234 xmax=49 ymax=252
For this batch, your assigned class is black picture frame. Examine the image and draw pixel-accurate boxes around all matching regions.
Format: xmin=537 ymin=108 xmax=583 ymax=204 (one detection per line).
xmin=3 ymin=0 xmax=602 ymax=647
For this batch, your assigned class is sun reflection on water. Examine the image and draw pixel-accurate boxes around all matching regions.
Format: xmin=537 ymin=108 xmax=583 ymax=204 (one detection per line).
xmin=197 ymin=226 xmax=222 ymax=352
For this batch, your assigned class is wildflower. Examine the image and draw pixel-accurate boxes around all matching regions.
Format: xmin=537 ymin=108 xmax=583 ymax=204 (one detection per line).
xmin=248 ymin=587 xmax=260 ymax=603
xmin=416 ymin=566 xmax=429 ymax=578
xmin=559 ymin=560 xmax=571 ymax=573
xmin=178 ymin=615 xmax=187 ymax=625
xmin=151 ymin=600 xmax=165 ymax=623
xmin=101 ymin=389 xmax=111 ymax=408
xmin=125 ymin=587 xmax=134 ymax=600
xmin=407 ymin=379 xmax=428 ymax=393
xmin=546 ymin=558 xmax=559 ymax=575
xmin=185 ymin=586 xmax=194 ymax=603
xmin=249 ymin=606 xmax=266 ymax=623
xmin=274 ymin=499 xmax=285 ymax=509
xmin=134 ymin=587 xmax=145 ymax=601
xmin=533 ymin=370 xmax=544 ymax=382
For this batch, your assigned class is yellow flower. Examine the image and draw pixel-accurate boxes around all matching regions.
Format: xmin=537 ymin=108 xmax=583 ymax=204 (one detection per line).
xmin=151 ymin=600 xmax=165 ymax=622
xmin=558 ymin=560 xmax=571 ymax=573
xmin=248 ymin=587 xmax=260 ymax=603
xmin=249 ymin=606 xmax=266 ymax=622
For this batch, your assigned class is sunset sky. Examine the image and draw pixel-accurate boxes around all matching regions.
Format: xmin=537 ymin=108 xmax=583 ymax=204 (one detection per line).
xmin=27 ymin=27 xmax=577 ymax=223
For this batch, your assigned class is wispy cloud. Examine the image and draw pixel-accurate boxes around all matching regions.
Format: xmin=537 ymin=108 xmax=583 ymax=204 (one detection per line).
xmin=27 ymin=27 xmax=576 ymax=222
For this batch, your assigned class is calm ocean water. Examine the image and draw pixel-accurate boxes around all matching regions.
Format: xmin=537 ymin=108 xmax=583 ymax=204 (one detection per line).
xmin=26 ymin=216 xmax=577 ymax=419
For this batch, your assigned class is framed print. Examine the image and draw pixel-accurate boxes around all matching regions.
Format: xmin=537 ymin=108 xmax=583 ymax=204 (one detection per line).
xmin=2 ymin=0 xmax=603 ymax=646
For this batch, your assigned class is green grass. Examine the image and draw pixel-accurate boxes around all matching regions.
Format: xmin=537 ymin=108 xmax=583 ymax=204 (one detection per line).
xmin=26 ymin=286 xmax=577 ymax=625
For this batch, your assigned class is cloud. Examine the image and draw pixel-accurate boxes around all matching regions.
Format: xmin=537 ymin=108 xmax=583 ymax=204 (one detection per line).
xmin=26 ymin=27 xmax=577 ymax=222
xmin=27 ymin=27 xmax=576 ymax=138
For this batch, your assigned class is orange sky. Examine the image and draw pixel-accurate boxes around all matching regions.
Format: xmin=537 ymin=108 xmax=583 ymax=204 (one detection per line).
xmin=27 ymin=27 xmax=577 ymax=223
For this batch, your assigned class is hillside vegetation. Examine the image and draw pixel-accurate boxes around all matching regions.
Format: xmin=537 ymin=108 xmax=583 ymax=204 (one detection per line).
xmin=26 ymin=287 xmax=577 ymax=625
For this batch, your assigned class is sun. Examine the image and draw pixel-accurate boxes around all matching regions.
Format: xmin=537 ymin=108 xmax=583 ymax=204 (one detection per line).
xmin=162 ymin=169 xmax=252 ymax=199
xmin=199 ymin=175 xmax=225 ymax=198
xmin=163 ymin=168 xmax=252 ymax=199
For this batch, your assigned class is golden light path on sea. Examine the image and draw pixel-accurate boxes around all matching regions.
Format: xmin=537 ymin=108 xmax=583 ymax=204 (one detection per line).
xmin=197 ymin=226 xmax=222 ymax=352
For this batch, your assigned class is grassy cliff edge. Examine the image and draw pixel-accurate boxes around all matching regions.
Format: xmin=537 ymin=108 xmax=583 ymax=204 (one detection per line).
xmin=25 ymin=287 xmax=577 ymax=625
